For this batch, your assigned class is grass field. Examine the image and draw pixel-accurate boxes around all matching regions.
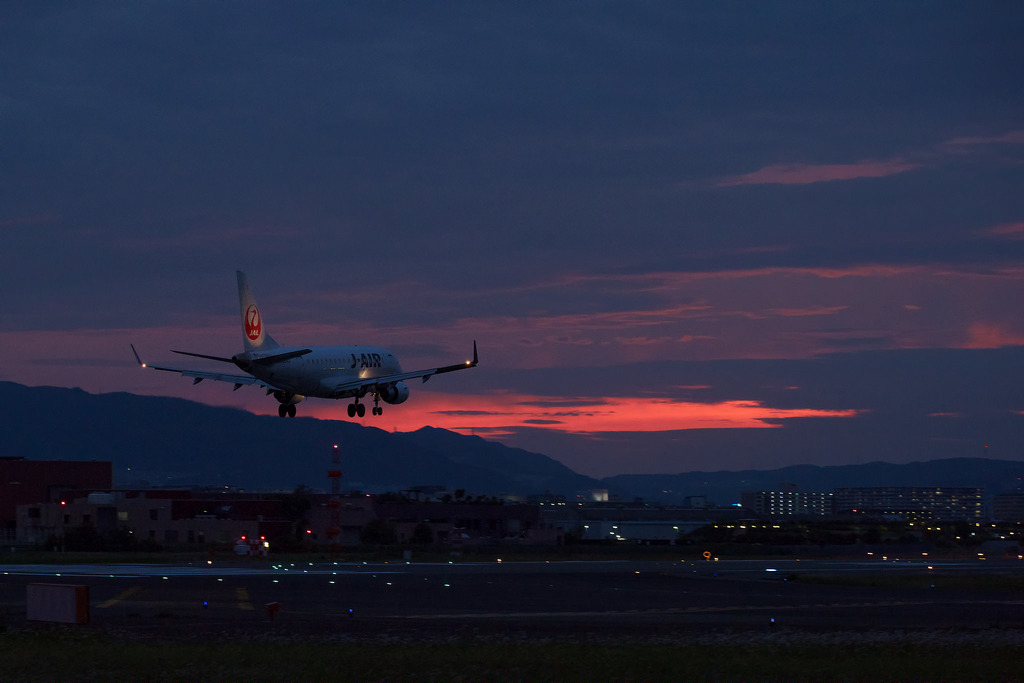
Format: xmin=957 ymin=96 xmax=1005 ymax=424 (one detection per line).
xmin=796 ymin=571 xmax=1024 ymax=592
xmin=3 ymin=629 xmax=1023 ymax=683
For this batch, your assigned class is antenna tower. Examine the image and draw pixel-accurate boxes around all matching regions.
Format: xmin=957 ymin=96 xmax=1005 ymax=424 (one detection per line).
xmin=326 ymin=444 xmax=341 ymax=547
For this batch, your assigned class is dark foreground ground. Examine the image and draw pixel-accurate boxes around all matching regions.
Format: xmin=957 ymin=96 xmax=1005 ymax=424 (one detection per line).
xmin=2 ymin=555 xmax=1023 ymax=681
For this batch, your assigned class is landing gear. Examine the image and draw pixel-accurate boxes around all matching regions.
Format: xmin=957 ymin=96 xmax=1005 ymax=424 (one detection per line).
xmin=272 ymin=391 xmax=302 ymax=418
xmin=347 ymin=401 xmax=365 ymax=418
xmin=372 ymin=393 xmax=383 ymax=416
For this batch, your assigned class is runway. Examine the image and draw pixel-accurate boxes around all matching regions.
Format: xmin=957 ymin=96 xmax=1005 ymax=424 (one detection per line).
xmin=2 ymin=557 xmax=1022 ymax=639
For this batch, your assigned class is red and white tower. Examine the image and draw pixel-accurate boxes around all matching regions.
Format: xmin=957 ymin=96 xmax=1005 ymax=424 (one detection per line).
xmin=325 ymin=444 xmax=342 ymax=546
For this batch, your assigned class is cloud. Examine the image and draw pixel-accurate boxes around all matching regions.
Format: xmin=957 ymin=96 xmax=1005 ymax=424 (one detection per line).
xmin=768 ymin=305 xmax=848 ymax=317
xmin=983 ymin=222 xmax=1024 ymax=241
xmin=717 ymin=158 xmax=921 ymax=187
xmin=945 ymin=130 xmax=1024 ymax=146
xmin=713 ymin=129 xmax=1023 ymax=190
xmin=962 ymin=323 xmax=1024 ymax=349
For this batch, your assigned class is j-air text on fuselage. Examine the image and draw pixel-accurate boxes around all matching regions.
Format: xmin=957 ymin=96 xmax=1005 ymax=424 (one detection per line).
xmin=131 ymin=271 xmax=478 ymax=418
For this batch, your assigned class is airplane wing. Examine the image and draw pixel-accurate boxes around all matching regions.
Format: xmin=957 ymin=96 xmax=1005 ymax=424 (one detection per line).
xmin=329 ymin=341 xmax=479 ymax=396
xmin=131 ymin=344 xmax=280 ymax=392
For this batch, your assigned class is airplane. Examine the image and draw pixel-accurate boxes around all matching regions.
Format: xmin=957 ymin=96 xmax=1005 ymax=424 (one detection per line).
xmin=132 ymin=271 xmax=478 ymax=418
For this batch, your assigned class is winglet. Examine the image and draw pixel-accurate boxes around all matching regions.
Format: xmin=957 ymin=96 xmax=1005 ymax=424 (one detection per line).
xmin=130 ymin=344 xmax=145 ymax=368
xmin=430 ymin=340 xmax=479 ymax=379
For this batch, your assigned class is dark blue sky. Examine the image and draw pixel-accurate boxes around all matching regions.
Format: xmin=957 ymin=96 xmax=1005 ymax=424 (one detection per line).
xmin=2 ymin=2 xmax=1022 ymax=476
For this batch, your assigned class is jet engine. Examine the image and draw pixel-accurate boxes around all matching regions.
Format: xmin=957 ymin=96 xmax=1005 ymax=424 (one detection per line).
xmin=273 ymin=390 xmax=305 ymax=406
xmin=379 ymin=381 xmax=410 ymax=405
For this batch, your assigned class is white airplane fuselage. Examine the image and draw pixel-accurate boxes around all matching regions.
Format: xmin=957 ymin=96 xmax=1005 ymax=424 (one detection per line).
xmin=234 ymin=345 xmax=403 ymax=400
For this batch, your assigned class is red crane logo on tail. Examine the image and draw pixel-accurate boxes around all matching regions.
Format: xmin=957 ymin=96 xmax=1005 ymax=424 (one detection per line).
xmin=245 ymin=305 xmax=262 ymax=341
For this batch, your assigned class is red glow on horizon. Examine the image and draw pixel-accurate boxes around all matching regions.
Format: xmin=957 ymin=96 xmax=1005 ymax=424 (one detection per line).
xmin=292 ymin=391 xmax=860 ymax=437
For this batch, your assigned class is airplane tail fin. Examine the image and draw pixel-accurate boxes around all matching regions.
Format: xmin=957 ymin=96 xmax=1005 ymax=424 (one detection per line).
xmin=237 ymin=270 xmax=279 ymax=352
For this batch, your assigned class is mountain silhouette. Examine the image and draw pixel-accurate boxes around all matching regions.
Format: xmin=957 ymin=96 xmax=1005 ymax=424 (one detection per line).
xmin=0 ymin=381 xmax=598 ymax=494
xmin=2 ymin=381 xmax=1021 ymax=503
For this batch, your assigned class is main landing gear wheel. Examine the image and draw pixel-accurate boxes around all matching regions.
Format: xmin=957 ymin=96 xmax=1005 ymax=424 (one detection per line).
xmin=278 ymin=405 xmax=296 ymax=418
xmin=347 ymin=402 xmax=365 ymax=418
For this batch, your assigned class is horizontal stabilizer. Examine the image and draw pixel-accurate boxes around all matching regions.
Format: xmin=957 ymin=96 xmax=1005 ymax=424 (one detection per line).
xmin=172 ymin=350 xmax=235 ymax=363
xmin=131 ymin=344 xmax=280 ymax=391
xmin=253 ymin=349 xmax=313 ymax=365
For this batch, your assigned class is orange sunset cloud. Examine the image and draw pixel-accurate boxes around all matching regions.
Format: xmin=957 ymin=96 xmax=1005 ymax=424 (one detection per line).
xmin=963 ymin=323 xmax=1024 ymax=349
xmin=717 ymin=158 xmax=920 ymax=187
xmin=296 ymin=391 xmax=860 ymax=437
